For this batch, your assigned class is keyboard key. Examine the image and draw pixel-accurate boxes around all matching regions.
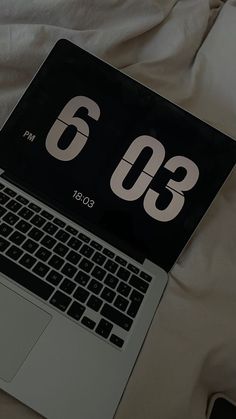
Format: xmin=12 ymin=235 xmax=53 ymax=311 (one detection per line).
xmin=19 ymin=253 xmax=37 ymax=269
xmin=32 ymin=261 xmax=50 ymax=278
xmin=117 ymin=266 xmax=130 ymax=281
xmin=55 ymin=229 xmax=70 ymax=243
xmin=74 ymin=270 xmax=90 ymax=286
xmin=53 ymin=218 xmax=65 ymax=228
xmin=22 ymin=238 xmax=39 ymax=253
xmin=0 ymin=223 xmax=13 ymax=237
xmin=28 ymin=203 xmax=41 ymax=213
xmin=96 ymin=319 xmax=113 ymax=338
xmin=81 ymin=316 xmax=96 ymax=330
xmin=104 ymin=273 xmax=119 ymax=289
xmin=41 ymin=234 xmax=56 ymax=249
xmin=48 ymin=254 xmax=64 ymax=270
xmin=41 ymin=210 xmax=53 ymax=220
xmin=68 ymin=236 xmax=82 ymax=250
xmin=79 ymin=258 xmax=94 ymax=273
xmin=78 ymin=233 xmax=90 ymax=243
xmin=129 ymin=274 xmax=149 ymax=293
xmin=43 ymin=222 xmax=58 ymax=235
xmin=101 ymin=304 xmax=133 ymax=331
xmin=140 ymin=271 xmax=152 ymax=282
xmin=117 ymin=282 xmax=131 ymax=297
xmin=87 ymin=295 xmax=103 ymax=312
xmin=66 ymin=250 xmax=81 ymax=265
xmin=61 ymin=262 xmax=77 ymax=278
xmin=6 ymin=245 xmax=23 ymax=261
xmin=31 ymin=214 xmax=46 ymax=228
xmin=90 ymin=240 xmax=102 ymax=251
xmin=127 ymin=290 xmax=144 ymax=317
xmin=114 ymin=295 xmax=129 ymax=312
xmin=80 ymin=244 xmax=94 ymax=258
xmin=91 ymin=266 xmax=106 ymax=281
xmin=28 ymin=227 xmax=44 ymax=241
xmin=110 ymin=334 xmax=124 ymax=348
xmin=46 ymin=270 xmax=63 ymax=286
xmin=115 ymin=256 xmax=127 ymax=266
xmin=16 ymin=195 xmax=29 ymax=205
xmin=127 ymin=301 xmax=142 ymax=318
xmin=35 ymin=247 xmax=52 ymax=262
xmin=0 ymin=237 xmax=10 ymax=252
xmin=130 ymin=289 xmax=144 ymax=303
xmin=127 ymin=263 xmax=139 ymax=274
xmin=74 ymin=286 xmax=90 ymax=303
xmin=67 ymin=301 xmax=85 ymax=320
xmin=103 ymin=248 xmax=115 ymax=258
xmin=0 ymin=253 xmax=54 ymax=299
xmin=54 ymin=242 xmax=69 ymax=257
xmin=0 ymin=205 xmax=7 ymax=217
xmin=60 ymin=278 xmax=76 ymax=295
xmin=50 ymin=291 xmax=71 ymax=312
xmin=9 ymin=231 xmax=25 ymax=245
xmin=104 ymin=259 xmax=118 ymax=274
xmin=65 ymin=225 xmax=78 ymax=235
xmin=0 ymin=183 xmax=4 ymax=190
xmin=3 ymin=211 xmax=19 ymax=225
xmin=3 ymin=187 xmax=16 ymax=197
xmin=88 ymin=278 xmax=103 ymax=295
xmin=24 ymin=233 xmax=40 ymax=251
xmin=92 ymin=251 xmax=106 ymax=266
xmin=15 ymin=219 xmax=31 ymax=233
xmin=18 ymin=207 xmax=34 ymax=220
xmin=6 ymin=199 xmax=22 ymax=212
xmin=0 ymin=192 xmax=10 ymax=205
xmin=101 ymin=287 xmax=116 ymax=303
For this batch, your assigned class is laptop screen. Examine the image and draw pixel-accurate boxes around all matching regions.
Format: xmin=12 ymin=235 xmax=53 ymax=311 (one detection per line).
xmin=0 ymin=39 xmax=235 ymax=272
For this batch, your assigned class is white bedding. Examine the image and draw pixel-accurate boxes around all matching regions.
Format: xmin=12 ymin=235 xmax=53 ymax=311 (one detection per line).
xmin=0 ymin=1 xmax=235 ymax=418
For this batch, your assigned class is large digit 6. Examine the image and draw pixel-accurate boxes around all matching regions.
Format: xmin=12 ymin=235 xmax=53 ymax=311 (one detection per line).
xmin=45 ymin=96 xmax=100 ymax=161
xmin=110 ymin=135 xmax=165 ymax=201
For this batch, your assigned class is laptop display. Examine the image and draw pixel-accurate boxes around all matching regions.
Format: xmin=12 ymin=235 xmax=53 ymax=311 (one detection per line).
xmin=0 ymin=39 xmax=235 ymax=273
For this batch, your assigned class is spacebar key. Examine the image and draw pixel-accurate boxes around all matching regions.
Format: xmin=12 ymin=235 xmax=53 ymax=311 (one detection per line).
xmin=0 ymin=254 xmax=54 ymax=300
xmin=101 ymin=304 xmax=133 ymax=331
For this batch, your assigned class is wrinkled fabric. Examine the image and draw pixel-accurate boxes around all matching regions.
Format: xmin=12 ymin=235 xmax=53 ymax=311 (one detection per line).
xmin=0 ymin=1 xmax=235 ymax=418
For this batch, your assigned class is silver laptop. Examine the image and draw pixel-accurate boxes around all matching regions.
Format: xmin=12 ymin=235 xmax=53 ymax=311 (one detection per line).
xmin=0 ymin=39 xmax=235 ymax=419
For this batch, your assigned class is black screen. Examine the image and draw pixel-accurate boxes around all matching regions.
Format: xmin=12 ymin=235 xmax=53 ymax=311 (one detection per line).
xmin=210 ymin=398 xmax=236 ymax=419
xmin=0 ymin=39 xmax=235 ymax=271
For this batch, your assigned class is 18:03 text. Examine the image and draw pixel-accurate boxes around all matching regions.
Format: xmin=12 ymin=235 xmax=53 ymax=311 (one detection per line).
xmin=73 ymin=191 xmax=95 ymax=208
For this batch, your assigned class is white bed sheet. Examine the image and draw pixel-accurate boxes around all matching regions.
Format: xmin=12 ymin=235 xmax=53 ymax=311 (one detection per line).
xmin=0 ymin=1 xmax=235 ymax=418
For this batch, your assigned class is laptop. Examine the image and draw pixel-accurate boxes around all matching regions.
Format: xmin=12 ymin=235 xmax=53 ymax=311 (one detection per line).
xmin=0 ymin=39 xmax=235 ymax=419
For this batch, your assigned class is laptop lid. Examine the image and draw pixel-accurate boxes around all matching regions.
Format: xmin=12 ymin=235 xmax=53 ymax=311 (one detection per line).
xmin=0 ymin=39 xmax=235 ymax=272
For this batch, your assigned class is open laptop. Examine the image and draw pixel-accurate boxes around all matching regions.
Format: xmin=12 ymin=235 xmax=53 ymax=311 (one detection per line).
xmin=0 ymin=39 xmax=235 ymax=419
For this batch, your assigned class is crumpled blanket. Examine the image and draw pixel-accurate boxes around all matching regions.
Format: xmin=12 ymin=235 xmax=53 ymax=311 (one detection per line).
xmin=0 ymin=1 xmax=235 ymax=418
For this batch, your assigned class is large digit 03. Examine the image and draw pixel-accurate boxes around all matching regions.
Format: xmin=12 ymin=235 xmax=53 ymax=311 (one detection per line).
xmin=111 ymin=135 xmax=200 ymax=222
xmin=46 ymin=96 xmax=100 ymax=161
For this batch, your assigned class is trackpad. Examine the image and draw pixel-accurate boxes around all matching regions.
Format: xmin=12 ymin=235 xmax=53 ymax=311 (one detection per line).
xmin=0 ymin=282 xmax=51 ymax=382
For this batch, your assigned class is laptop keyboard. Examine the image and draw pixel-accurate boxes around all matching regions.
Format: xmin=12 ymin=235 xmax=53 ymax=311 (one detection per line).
xmin=0 ymin=182 xmax=153 ymax=349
